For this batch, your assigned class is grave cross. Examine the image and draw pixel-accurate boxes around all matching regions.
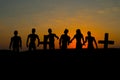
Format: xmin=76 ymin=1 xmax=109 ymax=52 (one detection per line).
xmin=39 ymin=35 xmax=50 ymax=50
xmin=98 ymin=33 xmax=114 ymax=49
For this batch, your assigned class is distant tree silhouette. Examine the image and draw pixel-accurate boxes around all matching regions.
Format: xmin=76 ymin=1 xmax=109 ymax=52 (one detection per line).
xmin=47 ymin=28 xmax=59 ymax=49
xmin=84 ymin=31 xmax=98 ymax=49
xmin=59 ymin=29 xmax=70 ymax=49
xmin=70 ymin=29 xmax=84 ymax=50
xmin=9 ymin=30 xmax=22 ymax=52
xmin=26 ymin=28 xmax=40 ymax=51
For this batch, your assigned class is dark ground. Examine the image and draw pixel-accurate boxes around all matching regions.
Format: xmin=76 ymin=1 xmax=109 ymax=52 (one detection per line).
xmin=0 ymin=48 xmax=120 ymax=65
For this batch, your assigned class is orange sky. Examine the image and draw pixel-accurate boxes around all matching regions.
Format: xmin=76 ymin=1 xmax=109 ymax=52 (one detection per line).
xmin=0 ymin=0 xmax=120 ymax=51
xmin=0 ymin=19 xmax=119 ymax=51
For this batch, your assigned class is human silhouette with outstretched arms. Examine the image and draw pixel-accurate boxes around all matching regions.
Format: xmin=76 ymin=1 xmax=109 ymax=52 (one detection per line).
xmin=84 ymin=31 xmax=98 ymax=49
xmin=9 ymin=30 xmax=22 ymax=52
xmin=59 ymin=29 xmax=70 ymax=49
xmin=26 ymin=28 xmax=40 ymax=51
xmin=47 ymin=28 xmax=59 ymax=49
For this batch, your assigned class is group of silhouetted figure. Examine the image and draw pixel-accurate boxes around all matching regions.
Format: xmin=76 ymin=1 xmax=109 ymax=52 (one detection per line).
xmin=9 ymin=28 xmax=98 ymax=52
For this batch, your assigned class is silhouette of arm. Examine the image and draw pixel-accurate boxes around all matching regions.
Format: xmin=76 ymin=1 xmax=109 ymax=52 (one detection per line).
xmin=84 ymin=37 xmax=88 ymax=44
xmin=70 ymin=35 xmax=75 ymax=43
xmin=81 ymin=34 xmax=85 ymax=45
xmin=26 ymin=35 xmax=29 ymax=48
xmin=54 ymin=34 xmax=59 ymax=39
xmin=19 ymin=37 xmax=22 ymax=49
xmin=59 ymin=35 xmax=62 ymax=48
xmin=93 ymin=37 xmax=98 ymax=49
xmin=9 ymin=38 xmax=13 ymax=49
xmin=68 ymin=36 xmax=70 ymax=45
xmin=37 ymin=35 xmax=40 ymax=47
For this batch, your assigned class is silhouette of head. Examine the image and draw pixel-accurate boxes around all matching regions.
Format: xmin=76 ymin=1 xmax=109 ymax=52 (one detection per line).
xmin=64 ymin=29 xmax=69 ymax=34
xmin=32 ymin=28 xmax=36 ymax=34
xmin=48 ymin=28 xmax=52 ymax=34
xmin=76 ymin=29 xmax=81 ymax=34
xmin=87 ymin=31 xmax=91 ymax=36
xmin=14 ymin=30 xmax=18 ymax=36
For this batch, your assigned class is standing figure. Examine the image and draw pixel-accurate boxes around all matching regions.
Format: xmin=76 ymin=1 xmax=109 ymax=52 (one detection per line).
xmin=26 ymin=28 xmax=40 ymax=51
xmin=9 ymin=30 xmax=22 ymax=52
xmin=47 ymin=28 xmax=59 ymax=49
xmin=70 ymin=29 xmax=84 ymax=50
xmin=84 ymin=31 xmax=98 ymax=49
xmin=59 ymin=29 xmax=70 ymax=49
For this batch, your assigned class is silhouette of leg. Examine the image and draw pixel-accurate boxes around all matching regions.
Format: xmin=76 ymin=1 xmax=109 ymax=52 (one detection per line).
xmin=29 ymin=46 xmax=32 ymax=51
xmin=49 ymin=43 xmax=55 ymax=49
xmin=76 ymin=43 xmax=82 ymax=50
xmin=33 ymin=46 xmax=36 ymax=51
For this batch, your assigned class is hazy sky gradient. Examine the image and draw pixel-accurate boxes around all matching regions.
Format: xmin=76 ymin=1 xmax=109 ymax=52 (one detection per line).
xmin=0 ymin=0 xmax=120 ymax=50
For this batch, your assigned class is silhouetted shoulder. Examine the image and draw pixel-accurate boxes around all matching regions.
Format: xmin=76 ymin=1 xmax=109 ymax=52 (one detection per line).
xmin=50 ymin=33 xmax=55 ymax=36
xmin=11 ymin=36 xmax=21 ymax=40
xmin=18 ymin=36 xmax=21 ymax=39
xmin=53 ymin=34 xmax=57 ymax=36
xmin=86 ymin=36 xmax=95 ymax=40
xmin=28 ymin=34 xmax=31 ymax=37
xmin=35 ymin=34 xmax=39 ymax=37
xmin=92 ymin=36 xmax=95 ymax=39
xmin=74 ymin=33 xmax=83 ymax=38
xmin=61 ymin=34 xmax=70 ymax=40
xmin=61 ymin=34 xmax=64 ymax=37
xmin=28 ymin=34 xmax=38 ymax=37
xmin=61 ymin=34 xmax=66 ymax=38
xmin=28 ymin=34 xmax=33 ymax=37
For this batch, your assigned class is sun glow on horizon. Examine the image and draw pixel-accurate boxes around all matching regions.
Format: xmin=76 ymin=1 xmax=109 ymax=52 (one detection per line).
xmin=0 ymin=0 xmax=120 ymax=50
xmin=0 ymin=22 xmax=117 ymax=50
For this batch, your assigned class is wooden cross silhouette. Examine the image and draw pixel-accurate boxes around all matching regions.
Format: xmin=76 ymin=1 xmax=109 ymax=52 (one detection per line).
xmin=98 ymin=33 xmax=114 ymax=49
xmin=39 ymin=35 xmax=50 ymax=50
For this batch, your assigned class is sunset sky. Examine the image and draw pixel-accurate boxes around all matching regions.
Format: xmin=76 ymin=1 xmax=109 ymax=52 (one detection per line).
xmin=0 ymin=0 xmax=120 ymax=50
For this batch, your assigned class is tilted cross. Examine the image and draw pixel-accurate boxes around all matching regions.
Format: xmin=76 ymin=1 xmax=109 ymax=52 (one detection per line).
xmin=39 ymin=35 xmax=50 ymax=50
xmin=98 ymin=33 xmax=114 ymax=49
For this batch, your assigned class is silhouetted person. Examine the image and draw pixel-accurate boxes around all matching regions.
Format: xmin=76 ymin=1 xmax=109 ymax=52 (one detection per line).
xmin=70 ymin=29 xmax=84 ymax=50
xmin=9 ymin=30 xmax=22 ymax=52
xmin=59 ymin=29 xmax=70 ymax=49
xmin=84 ymin=31 xmax=98 ymax=49
xmin=47 ymin=28 xmax=59 ymax=49
xmin=26 ymin=28 xmax=40 ymax=51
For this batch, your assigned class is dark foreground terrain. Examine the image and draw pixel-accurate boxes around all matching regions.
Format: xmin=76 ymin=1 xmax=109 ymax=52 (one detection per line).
xmin=0 ymin=49 xmax=120 ymax=65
